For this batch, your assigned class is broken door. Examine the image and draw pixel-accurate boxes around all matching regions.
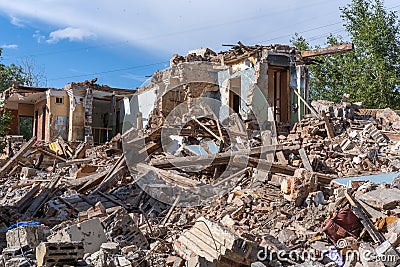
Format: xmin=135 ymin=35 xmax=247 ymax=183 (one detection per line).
xmin=267 ymin=67 xmax=289 ymax=123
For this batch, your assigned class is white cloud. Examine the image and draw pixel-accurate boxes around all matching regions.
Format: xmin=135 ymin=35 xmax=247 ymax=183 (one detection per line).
xmin=33 ymin=30 xmax=46 ymax=43
xmin=0 ymin=0 xmax=398 ymax=54
xmin=1 ymin=44 xmax=18 ymax=49
xmin=46 ymin=27 xmax=95 ymax=43
xmin=10 ymin=15 xmax=24 ymax=27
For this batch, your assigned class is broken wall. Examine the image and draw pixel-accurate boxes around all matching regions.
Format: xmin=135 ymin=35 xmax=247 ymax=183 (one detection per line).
xmin=47 ymin=89 xmax=69 ymax=140
xmin=34 ymin=99 xmax=49 ymax=141
xmin=129 ymin=45 xmax=308 ymax=132
xmin=66 ymin=87 xmax=86 ymax=142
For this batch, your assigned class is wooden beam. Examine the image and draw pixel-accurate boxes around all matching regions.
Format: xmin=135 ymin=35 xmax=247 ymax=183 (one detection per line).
xmin=192 ymin=117 xmax=223 ymax=142
xmin=322 ymin=113 xmax=335 ymax=139
xmin=65 ymin=170 xmax=108 ymax=187
xmin=136 ymin=163 xmax=203 ymax=188
xmin=290 ymin=86 xmax=322 ymax=119
xmin=0 ymin=136 xmax=37 ymax=177
xmin=24 ymin=176 xmax=61 ymax=217
xmin=150 ymin=145 xmax=280 ymax=169
xmin=247 ymin=157 xmax=334 ymax=184
xmin=301 ymin=43 xmax=354 ymax=58
xmin=92 ymin=156 xmax=127 ymax=193
xmin=344 ymin=190 xmax=386 ymax=244
xmin=56 ymin=158 xmax=92 ymax=168
xmin=36 ymin=148 xmax=67 ymax=162
xmin=299 ymin=148 xmax=313 ymax=172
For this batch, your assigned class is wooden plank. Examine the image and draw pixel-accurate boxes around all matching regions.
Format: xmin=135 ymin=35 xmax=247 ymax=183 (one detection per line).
xmin=275 ymin=151 xmax=288 ymax=165
xmin=248 ymin=157 xmax=334 ymax=184
xmin=25 ymin=176 xmax=61 ymax=217
xmin=73 ymin=142 xmax=89 ymax=159
xmin=161 ymin=127 xmax=246 ymax=139
xmin=93 ymin=165 xmax=127 ymax=193
xmin=212 ymin=167 xmax=250 ymax=187
xmin=78 ymin=172 xmax=108 ymax=193
xmin=261 ymin=131 xmax=274 ymax=163
xmin=192 ymin=117 xmax=223 ymax=142
xmin=0 ymin=136 xmax=36 ymax=177
xmin=299 ymin=148 xmax=313 ymax=172
xmin=136 ymin=163 xmax=203 ymax=188
xmin=150 ymin=145 xmax=287 ymax=169
xmin=344 ymin=190 xmax=386 ymax=244
xmin=290 ymin=86 xmax=322 ymax=119
xmin=36 ymin=148 xmax=67 ymax=162
xmin=57 ymin=158 xmax=93 ymax=168
xmin=322 ymin=113 xmax=335 ymax=139
xmin=161 ymin=196 xmax=180 ymax=225
xmin=15 ymin=184 xmax=41 ymax=210
xmin=92 ymin=156 xmax=127 ymax=193
xmin=65 ymin=170 xmax=108 ymax=187
xmin=301 ymin=43 xmax=354 ymax=58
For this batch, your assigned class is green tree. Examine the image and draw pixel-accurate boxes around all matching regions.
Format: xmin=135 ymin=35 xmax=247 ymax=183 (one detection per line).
xmin=0 ymin=99 xmax=11 ymax=150
xmin=291 ymin=0 xmax=400 ymax=109
xmin=0 ymin=51 xmax=26 ymax=93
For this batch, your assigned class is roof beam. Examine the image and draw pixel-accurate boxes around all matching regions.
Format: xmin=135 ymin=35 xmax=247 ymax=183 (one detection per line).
xmin=301 ymin=43 xmax=354 ymax=58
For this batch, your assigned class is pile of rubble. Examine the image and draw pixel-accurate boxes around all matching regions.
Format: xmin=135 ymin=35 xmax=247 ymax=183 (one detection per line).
xmin=2 ymin=97 xmax=400 ymax=267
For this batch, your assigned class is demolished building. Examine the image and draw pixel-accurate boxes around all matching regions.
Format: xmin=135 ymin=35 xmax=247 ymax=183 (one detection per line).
xmin=128 ymin=42 xmax=353 ymax=134
xmin=1 ymin=42 xmax=353 ymax=145
xmin=6 ymin=42 xmax=400 ymax=267
xmin=1 ymin=80 xmax=134 ymax=144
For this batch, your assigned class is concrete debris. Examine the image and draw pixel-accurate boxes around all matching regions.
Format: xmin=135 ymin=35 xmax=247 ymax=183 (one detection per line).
xmin=36 ymin=241 xmax=84 ymax=267
xmin=173 ymin=217 xmax=258 ymax=265
xmin=6 ymin=225 xmax=47 ymax=249
xmin=2 ymin=43 xmax=400 ymax=266
xmin=47 ymin=218 xmax=107 ymax=253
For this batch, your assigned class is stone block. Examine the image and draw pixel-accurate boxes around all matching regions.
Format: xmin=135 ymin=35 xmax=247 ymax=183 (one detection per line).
xmin=174 ymin=217 xmax=258 ymax=265
xmin=360 ymin=188 xmax=400 ymax=210
xmin=4 ymin=257 xmax=31 ymax=267
xmin=100 ymin=242 xmax=119 ymax=254
xmin=2 ymin=246 xmax=34 ymax=261
xmin=20 ymin=167 xmax=36 ymax=179
xmin=36 ymin=241 xmax=84 ymax=267
xmin=6 ymin=225 xmax=46 ymax=248
xmin=47 ymin=218 xmax=106 ymax=254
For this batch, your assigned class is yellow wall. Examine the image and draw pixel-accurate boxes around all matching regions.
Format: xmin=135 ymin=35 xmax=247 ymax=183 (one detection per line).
xmin=71 ymin=103 xmax=85 ymax=141
xmin=48 ymin=96 xmax=69 ymax=118
xmin=48 ymin=96 xmax=69 ymax=140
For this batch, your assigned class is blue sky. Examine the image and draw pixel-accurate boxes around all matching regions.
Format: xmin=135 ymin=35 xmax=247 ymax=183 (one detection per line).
xmin=0 ymin=0 xmax=399 ymax=89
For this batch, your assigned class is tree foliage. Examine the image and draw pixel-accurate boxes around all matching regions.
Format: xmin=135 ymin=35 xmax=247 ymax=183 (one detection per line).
xmin=0 ymin=50 xmax=26 ymax=93
xmin=291 ymin=0 xmax=400 ymax=109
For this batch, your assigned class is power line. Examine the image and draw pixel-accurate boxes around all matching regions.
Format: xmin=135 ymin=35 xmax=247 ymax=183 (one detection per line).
xmin=47 ymin=61 xmax=168 ymax=81
xmin=253 ymin=2 xmax=400 ymax=45
xmin=3 ymin=0 xmax=329 ymax=60
xmin=2 ymin=40 xmax=130 ymax=60
xmin=28 ymin=2 xmax=400 ymax=83
xmin=130 ymin=0 xmax=329 ymax=42
xmin=257 ymin=21 xmax=343 ymax=44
